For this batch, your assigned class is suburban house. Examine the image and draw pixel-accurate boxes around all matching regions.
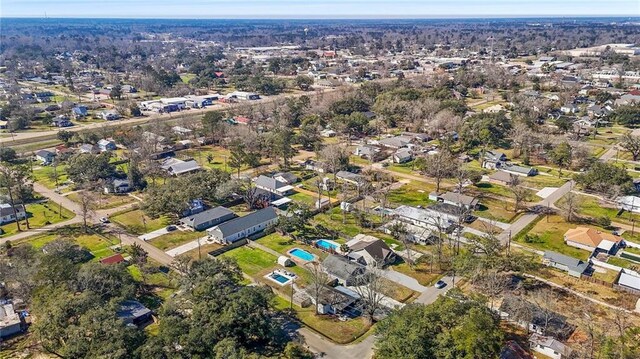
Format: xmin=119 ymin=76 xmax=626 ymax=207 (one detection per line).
xmin=160 ymin=158 xmax=202 ymax=176
xmin=183 ymin=199 xmax=206 ymax=217
xmin=489 ymin=170 xmax=517 ymax=186
xmin=542 ymin=251 xmax=589 ymax=277
xmin=563 ymin=227 xmax=622 ymax=253
xmin=616 ymin=195 xmax=640 ymax=213
xmin=35 ymin=149 xmax=56 ymax=165
xmin=72 ymin=105 xmax=88 ymax=118
xmin=378 ymin=135 xmax=412 ymax=149
xmin=0 ymin=303 xmax=24 ymax=339
xmin=429 ymin=191 xmax=479 ymax=210
xmin=104 ymin=178 xmax=131 ymax=194
xmin=322 ymin=254 xmax=367 ymax=286
xmin=308 ymin=285 xmax=360 ymax=315
xmin=529 ymin=334 xmax=573 ymax=359
xmin=180 ymin=206 xmax=237 ymax=231
xmin=116 ymin=300 xmax=152 ymax=326
xmin=79 ymin=144 xmax=97 ymax=154
xmin=207 ymin=207 xmax=278 ymax=244
xmin=51 ymin=115 xmax=72 ymax=127
xmin=501 ymin=164 xmax=538 ymax=177
xmin=0 ymin=203 xmax=26 ymax=225
xmin=254 ymin=175 xmax=294 ymax=196
xmin=392 ymin=205 xmax=456 ymax=232
xmin=97 ymin=139 xmax=117 ymax=152
xmin=345 ymin=234 xmax=396 ymax=266
xmin=354 ymin=144 xmax=380 ymax=159
xmin=273 ymin=172 xmax=299 ymax=185
xmin=616 ymin=269 xmax=640 ymax=293
xmin=336 ymin=170 xmax=363 ymax=185
xmin=483 ymin=151 xmax=507 ymax=169
xmin=499 ymin=296 xmax=575 ymax=340
xmin=101 ymin=110 xmax=121 ymax=121
xmin=560 ymin=103 xmax=578 ymax=114
xmin=99 ymin=253 xmax=126 ymax=265
xmin=392 ymin=148 xmax=413 ymax=163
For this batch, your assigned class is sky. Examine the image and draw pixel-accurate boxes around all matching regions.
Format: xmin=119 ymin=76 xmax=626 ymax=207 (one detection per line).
xmin=2 ymin=0 xmax=639 ymax=18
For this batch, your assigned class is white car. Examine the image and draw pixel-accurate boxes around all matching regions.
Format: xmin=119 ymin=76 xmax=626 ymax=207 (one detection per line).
xmin=99 ymin=217 xmax=110 ymax=224
xmin=434 ymin=280 xmax=447 ymax=289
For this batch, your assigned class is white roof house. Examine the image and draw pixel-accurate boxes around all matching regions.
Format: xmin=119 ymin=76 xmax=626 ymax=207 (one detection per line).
xmin=617 ymin=196 xmax=640 ymax=213
xmin=617 ymin=270 xmax=640 ymax=291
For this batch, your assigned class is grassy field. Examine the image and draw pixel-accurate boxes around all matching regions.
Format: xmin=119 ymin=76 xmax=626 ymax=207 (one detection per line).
xmin=179 ymin=146 xmax=270 ymax=172
xmin=0 ymin=201 xmax=75 ymax=237
xmin=517 ymin=215 xmax=595 ymax=260
xmin=32 ymin=165 xmax=69 ymax=189
xmin=111 ymin=209 xmax=170 ymax=235
xmin=149 ymin=230 xmax=204 ymax=251
xmin=391 ymin=260 xmax=443 ymax=286
xmin=474 ymin=197 xmax=519 ymax=223
xmin=221 ymin=246 xmax=278 ymax=276
xmin=289 ymin=191 xmax=317 ymax=207
xmin=16 ymin=230 xmax=118 ymax=261
xmin=255 ymin=233 xmax=298 ymax=253
xmin=66 ymin=191 xmax=137 ymax=210
xmin=387 ymin=181 xmax=434 ymax=207
xmin=273 ymin=296 xmax=372 ymax=344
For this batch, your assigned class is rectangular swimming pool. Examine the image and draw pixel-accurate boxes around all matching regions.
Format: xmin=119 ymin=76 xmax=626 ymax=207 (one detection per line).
xmin=289 ymin=248 xmax=315 ymax=261
xmin=270 ymin=273 xmax=290 ymax=284
xmin=316 ymin=239 xmax=338 ymax=251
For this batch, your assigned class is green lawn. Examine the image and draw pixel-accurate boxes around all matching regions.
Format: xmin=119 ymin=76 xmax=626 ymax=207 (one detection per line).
xmin=518 ymin=215 xmax=595 ymax=260
xmin=607 ymin=256 xmax=638 ymax=269
xmin=32 ymin=164 xmax=69 ymax=189
xmin=474 ymin=198 xmax=519 ymax=223
xmin=522 ymin=175 xmax=568 ymax=189
xmin=149 ymin=230 xmax=204 ymax=251
xmin=180 ymin=146 xmax=270 ymax=172
xmin=221 ymin=246 xmax=278 ymax=276
xmin=111 ymin=209 xmax=170 ymax=235
xmin=386 ymin=162 xmax=417 ymax=175
xmin=388 ymin=181 xmax=435 ymax=207
xmin=272 ymin=296 xmax=372 ymax=344
xmin=0 ymin=201 xmax=75 ymax=237
xmin=289 ymin=191 xmax=317 ymax=207
xmin=16 ymin=230 xmax=117 ymax=261
xmin=180 ymin=73 xmax=196 ymax=83
xmin=256 ymin=233 xmax=298 ymax=254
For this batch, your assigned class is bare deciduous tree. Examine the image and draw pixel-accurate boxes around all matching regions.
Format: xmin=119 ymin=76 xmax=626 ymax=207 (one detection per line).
xmin=305 ymin=262 xmax=332 ymax=316
xmin=352 ymin=264 xmax=389 ymax=325
xmin=78 ymin=190 xmax=97 ymax=233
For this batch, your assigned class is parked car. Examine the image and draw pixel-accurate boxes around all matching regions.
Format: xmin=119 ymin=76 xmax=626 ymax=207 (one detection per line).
xmin=435 ymin=280 xmax=447 ymax=289
xmin=166 ymin=225 xmax=177 ymax=231
xmin=99 ymin=217 xmax=110 ymax=223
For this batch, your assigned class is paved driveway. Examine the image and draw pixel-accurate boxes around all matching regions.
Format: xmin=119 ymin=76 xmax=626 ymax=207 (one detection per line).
xmin=139 ymin=227 xmax=171 ymax=241
xmin=380 ymin=268 xmax=426 ymax=292
xmin=415 ymin=275 xmax=454 ymax=304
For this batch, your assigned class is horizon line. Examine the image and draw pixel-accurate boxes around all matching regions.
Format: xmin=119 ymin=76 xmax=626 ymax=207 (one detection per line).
xmin=2 ymin=15 xmax=640 ymax=20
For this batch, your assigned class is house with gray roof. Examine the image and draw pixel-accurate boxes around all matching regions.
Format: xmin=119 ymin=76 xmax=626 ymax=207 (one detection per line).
xmin=207 ymin=207 xmax=278 ymax=244
xmin=103 ymin=178 xmax=131 ymax=194
xmin=354 ymin=144 xmax=380 ymax=159
xmin=542 ymin=251 xmax=589 ymax=277
xmin=35 ymin=149 xmax=56 ymax=165
xmin=502 ymin=164 xmax=538 ymax=177
xmin=255 ymin=175 xmax=294 ymax=196
xmin=336 ymin=170 xmax=363 ymax=185
xmin=378 ymin=135 xmax=412 ymax=149
xmin=180 ymin=206 xmax=237 ymax=231
xmin=163 ymin=159 xmax=201 ymax=176
xmin=0 ymin=303 xmax=24 ymax=339
xmin=483 ymin=151 xmax=507 ymax=169
xmin=429 ymin=191 xmax=479 ymax=209
xmin=392 ymin=148 xmax=413 ymax=163
xmin=345 ymin=234 xmax=396 ymax=266
xmin=116 ymin=300 xmax=152 ymax=326
xmin=529 ymin=333 xmax=573 ymax=359
xmin=322 ymin=254 xmax=367 ymax=286
xmin=0 ymin=203 xmax=26 ymax=225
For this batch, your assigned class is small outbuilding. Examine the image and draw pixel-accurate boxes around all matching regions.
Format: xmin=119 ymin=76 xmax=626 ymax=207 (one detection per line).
xmin=278 ymin=256 xmax=293 ymax=267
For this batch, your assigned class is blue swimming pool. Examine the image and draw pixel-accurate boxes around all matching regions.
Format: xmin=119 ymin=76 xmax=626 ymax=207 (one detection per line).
xmin=289 ymin=248 xmax=315 ymax=261
xmin=270 ymin=273 xmax=290 ymax=284
xmin=316 ymin=239 xmax=338 ymax=251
